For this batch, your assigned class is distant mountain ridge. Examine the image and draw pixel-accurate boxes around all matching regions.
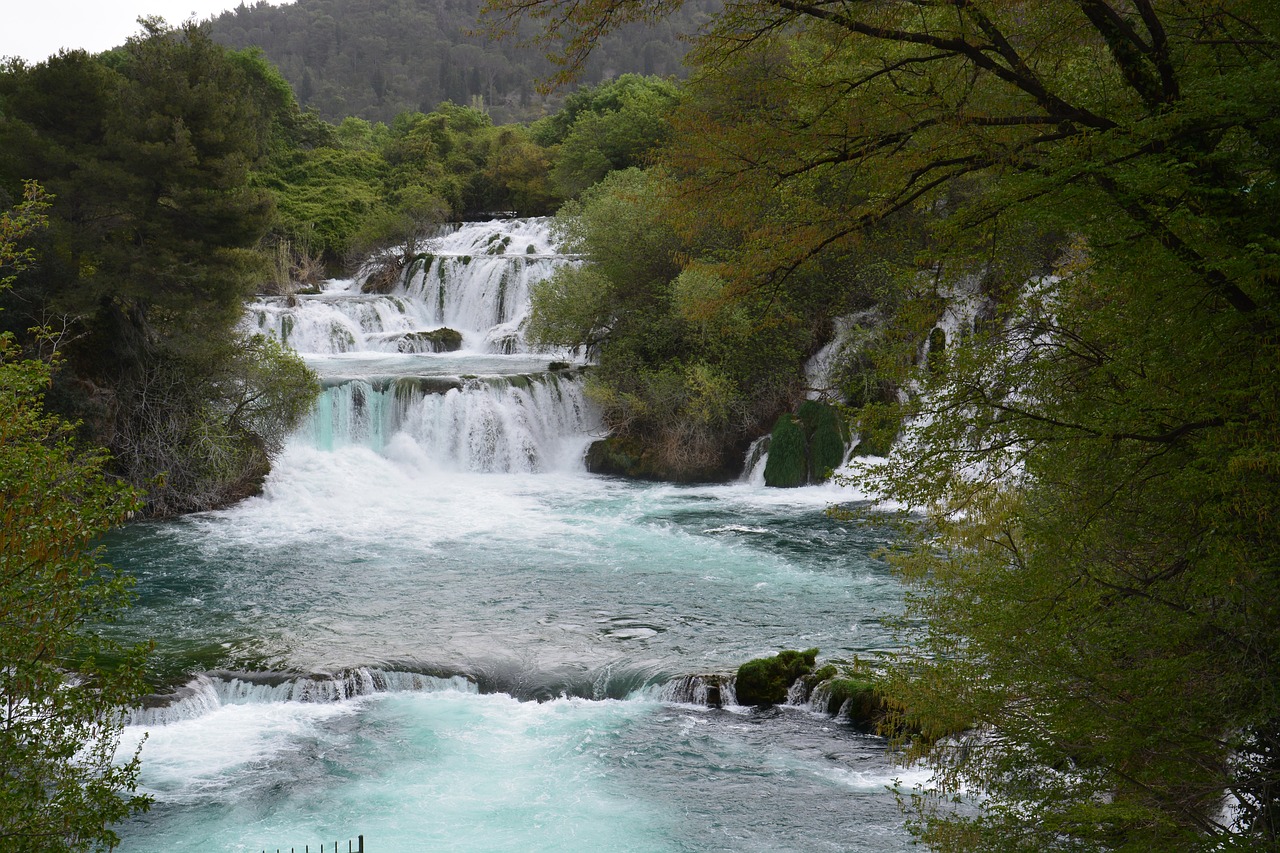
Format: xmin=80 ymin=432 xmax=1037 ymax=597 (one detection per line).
xmin=208 ymin=0 xmax=713 ymax=124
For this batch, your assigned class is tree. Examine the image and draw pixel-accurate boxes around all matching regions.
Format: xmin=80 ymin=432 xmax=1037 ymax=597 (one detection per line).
xmin=487 ymin=0 xmax=1280 ymax=847
xmin=0 ymin=22 xmax=320 ymax=515
xmin=529 ymin=75 xmax=680 ymax=197
xmin=0 ymin=183 xmax=151 ymax=851
xmin=529 ymin=166 xmax=813 ymax=479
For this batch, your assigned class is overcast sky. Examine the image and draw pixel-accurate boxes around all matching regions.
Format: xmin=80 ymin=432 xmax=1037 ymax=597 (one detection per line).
xmin=0 ymin=1 xmax=282 ymax=64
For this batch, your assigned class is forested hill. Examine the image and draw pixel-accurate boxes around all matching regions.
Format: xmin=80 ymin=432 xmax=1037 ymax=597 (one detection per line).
xmin=207 ymin=0 xmax=713 ymax=123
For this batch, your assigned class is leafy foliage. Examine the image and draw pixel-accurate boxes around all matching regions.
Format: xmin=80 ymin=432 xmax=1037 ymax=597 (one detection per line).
xmin=529 ymin=167 xmax=814 ymax=479
xmin=0 ymin=185 xmax=151 ymax=853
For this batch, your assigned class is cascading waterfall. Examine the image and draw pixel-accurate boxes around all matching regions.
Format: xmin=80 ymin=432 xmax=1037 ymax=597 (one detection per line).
xmin=244 ymin=218 xmax=599 ymax=472
xmin=111 ymin=217 xmax=919 ymax=853
xmin=246 ymin=218 xmax=563 ymax=355
xmin=306 ymin=372 xmax=592 ymax=471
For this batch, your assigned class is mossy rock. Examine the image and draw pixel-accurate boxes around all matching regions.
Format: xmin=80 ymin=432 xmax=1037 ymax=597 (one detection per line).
xmin=820 ymin=676 xmax=886 ymax=727
xmin=399 ymin=377 xmax=463 ymax=396
xmin=548 ymin=361 xmax=571 ymax=371
xmin=397 ymin=328 xmax=463 ymax=353
xmin=763 ymin=414 xmax=808 ymax=488
xmin=585 ymin=436 xmax=662 ymax=479
xmin=585 ymin=435 xmax=738 ymax=482
xmin=798 ymin=400 xmax=849 ymax=481
xmin=734 ymin=648 xmax=819 ymax=706
xmin=409 ymin=252 xmax=435 ymax=274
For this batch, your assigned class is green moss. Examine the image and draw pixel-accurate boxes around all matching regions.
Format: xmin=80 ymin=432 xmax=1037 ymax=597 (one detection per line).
xmin=734 ymin=648 xmax=819 ymax=705
xmin=397 ymin=327 xmax=463 ymax=353
xmin=821 ymin=676 xmax=884 ymax=724
xmin=810 ymin=664 xmax=837 ymax=683
xmin=798 ymin=400 xmax=849 ymax=481
xmin=410 ymin=252 xmax=434 ymax=275
xmin=763 ymin=414 xmax=807 ymax=488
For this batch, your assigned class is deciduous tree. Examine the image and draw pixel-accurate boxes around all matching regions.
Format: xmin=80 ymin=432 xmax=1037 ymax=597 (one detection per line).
xmin=0 ymin=182 xmax=151 ymax=853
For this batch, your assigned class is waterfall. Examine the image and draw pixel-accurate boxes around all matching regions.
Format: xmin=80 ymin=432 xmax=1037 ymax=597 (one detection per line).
xmin=126 ymin=669 xmax=478 ymax=726
xmin=307 ymin=372 xmax=595 ymax=472
xmin=245 ymin=218 xmax=600 ymax=472
xmin=247 ymin=218 xmax=566 ymax=355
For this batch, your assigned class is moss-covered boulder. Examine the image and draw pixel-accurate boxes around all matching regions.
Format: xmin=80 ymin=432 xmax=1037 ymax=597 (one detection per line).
xmin=734 ymin=648 xmax=819 ymax=705
xmin=585 ymin=435 xmax=738 ymax=482
xmin=798 ymin=400 xmax=849 ymax=480
xmin=396 ymin=328 xmax=463 ymax=353
xmin=763 ymin=402 xmax=850 ymax=487
xmin=763 ymin=414 xmax=808 ymax=488
xmin=819 ymin=676 xmax=887 ymax=728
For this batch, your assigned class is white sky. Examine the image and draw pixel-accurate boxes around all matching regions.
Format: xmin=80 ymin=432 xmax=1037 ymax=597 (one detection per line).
xmin=0 ymin=1 xmax=281 ymax=64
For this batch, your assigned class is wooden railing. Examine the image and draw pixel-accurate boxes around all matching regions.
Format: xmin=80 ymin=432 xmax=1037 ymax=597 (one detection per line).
xmin=261 ymin=835 xmax=363 ymax=853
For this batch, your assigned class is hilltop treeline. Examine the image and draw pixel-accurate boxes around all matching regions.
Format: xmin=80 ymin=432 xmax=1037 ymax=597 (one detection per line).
xmin=207 ymin=0 xmax=715 ymax=123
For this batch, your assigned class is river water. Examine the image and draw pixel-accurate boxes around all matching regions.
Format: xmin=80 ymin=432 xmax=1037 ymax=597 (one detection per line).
xmin=106 ymin=220 xmax=918 ymax=852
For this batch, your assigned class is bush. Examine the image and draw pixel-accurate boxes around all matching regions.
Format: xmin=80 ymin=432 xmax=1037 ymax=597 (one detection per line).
xmin=735 ymin=648 xmax=819 ymax=705
xmin=763 ymin=414 xmax=807 ymax=488
xmin=798 ymin=400 xmax=849 ymax=479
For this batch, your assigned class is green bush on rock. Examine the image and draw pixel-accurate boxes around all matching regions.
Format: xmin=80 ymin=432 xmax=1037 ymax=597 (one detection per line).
xmin=397 ymin=328 xmax=463 ymax=353
xmin=764 ymin=402 xmax=850 ymax=487
xmin=820 ymin=676 xmax=886 ymax=727
xmin=798 ymin=400 xmax=848 ymax=479
xmin=762 ymin=415 xmax=808 ymax=488
xmin=735 ymin=648 xmax=819 ymax=705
